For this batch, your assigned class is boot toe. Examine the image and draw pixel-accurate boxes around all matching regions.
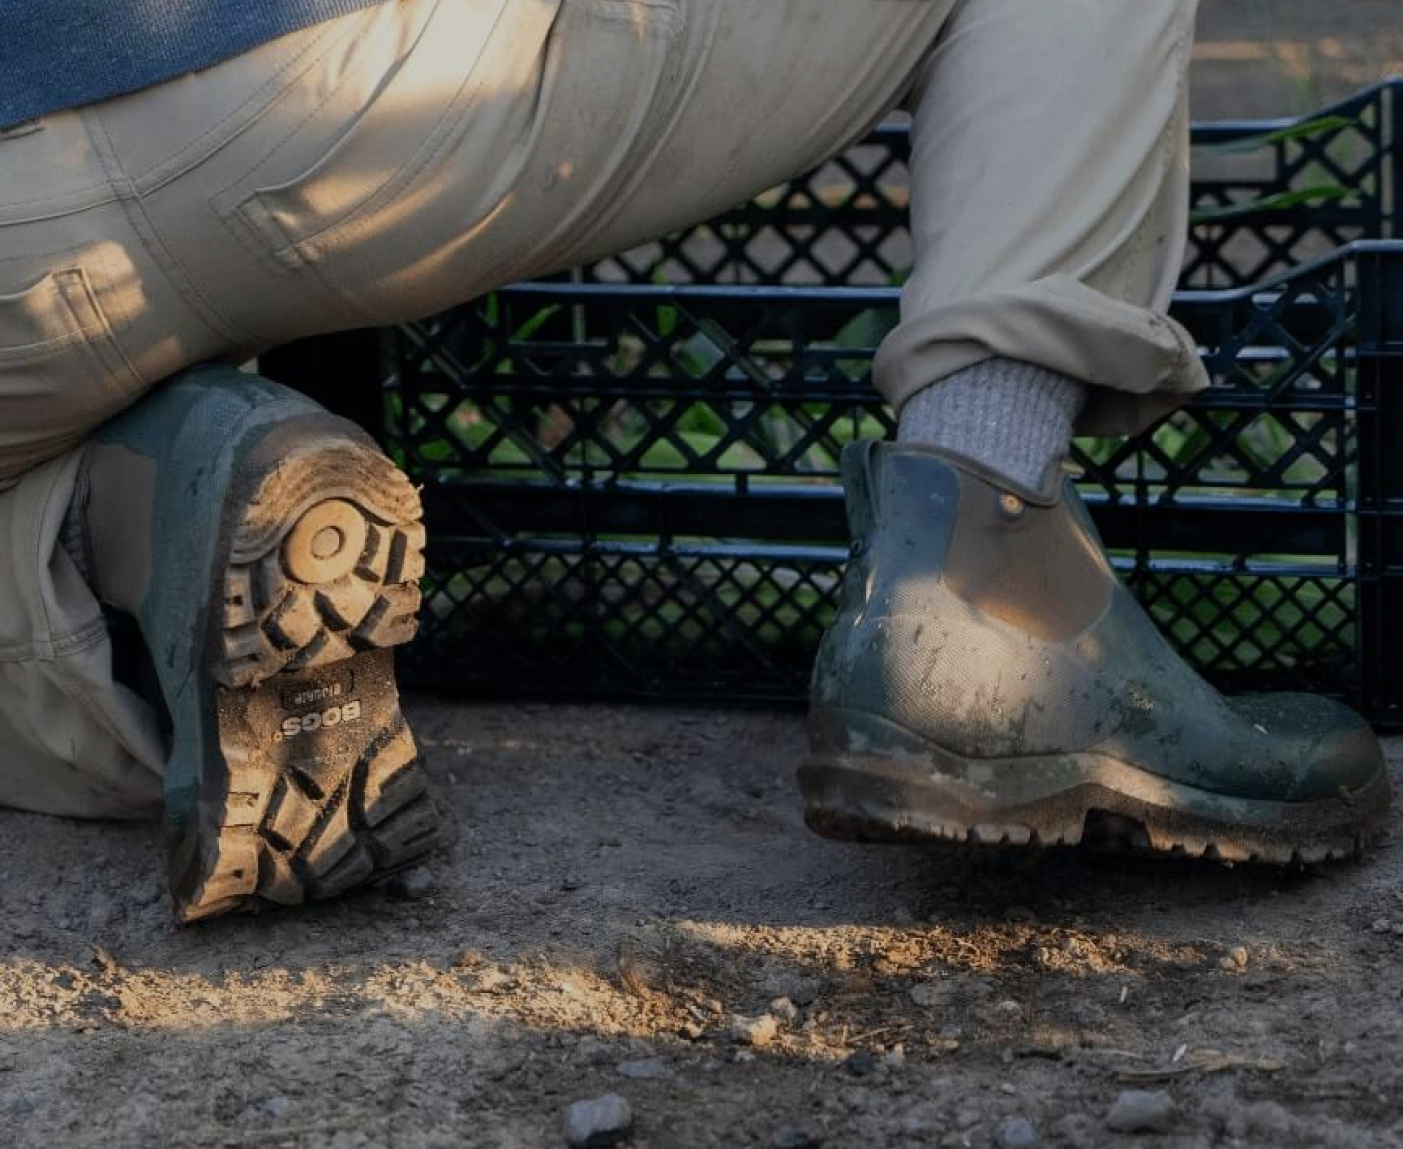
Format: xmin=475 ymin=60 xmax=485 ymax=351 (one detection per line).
xmin=1230 ymin=694 xmax=1386 ymax=801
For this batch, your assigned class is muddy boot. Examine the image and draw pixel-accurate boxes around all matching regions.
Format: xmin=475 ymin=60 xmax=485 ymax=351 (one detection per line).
xmin=800 ymin=441 xmax=1389 ymax=864
xmin=68 ymin=365 xmax=441 ymax=921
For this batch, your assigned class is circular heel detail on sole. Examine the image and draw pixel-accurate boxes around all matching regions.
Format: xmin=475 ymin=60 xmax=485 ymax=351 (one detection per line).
xmin=215 ymin=442 xmax=426 ymax=689
xmin=283 ymin=499 xmax=368 ymax=584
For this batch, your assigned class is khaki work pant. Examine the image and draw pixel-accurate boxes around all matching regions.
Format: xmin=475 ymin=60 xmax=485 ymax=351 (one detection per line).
xmin=0 ymin=0 xmax=1205 ymax=818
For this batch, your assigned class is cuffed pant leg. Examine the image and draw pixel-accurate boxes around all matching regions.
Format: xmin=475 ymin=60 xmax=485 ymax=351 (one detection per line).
xmin=876 ymin=0 xmax=1209 ymax=437
xmin=0 ymin=451 xmax=164 ymax=819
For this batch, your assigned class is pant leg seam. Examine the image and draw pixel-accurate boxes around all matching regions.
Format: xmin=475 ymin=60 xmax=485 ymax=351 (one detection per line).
xmin=83 ymin=108 xmax=246 ymax=347
xmin=0 ymin=616 xmax=107 ymax=665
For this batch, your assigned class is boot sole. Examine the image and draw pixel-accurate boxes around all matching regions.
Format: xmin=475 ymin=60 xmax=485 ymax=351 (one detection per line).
xmin=800 ymin=714 xmax=1389 ymax=866
xmin=169 ymin=429 xmax=441 ymax=922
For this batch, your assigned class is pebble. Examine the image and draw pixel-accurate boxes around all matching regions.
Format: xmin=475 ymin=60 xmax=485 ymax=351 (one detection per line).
xmin=761 ymin=972 xmax=820 ymax=1006
xmin=616 ymin=1058 xmax=669 ymax=1081
xmin=993 ymin=1116 xmax=1040 ymax=1149
xmin=730 ymin=1014 xmax=779 ymax=1048
xmin=769 ymin=997 xmax=800 ymax=1023
xmin=1218 ymin=946 xmax=1249 ymax=971
xmin=385 ymin=867 xmax=437 ymax=901
xmin=260 ymin=1097 xmax=292 ymax=1120
xmin=771 ymin=1126 xmax=822 ymax=1149
xmin=563 ymin=1094 xmax=634 ymax=1148
xmin=1105 ymin=1090 xmax=1178 ymax=1134
xmin=843 ymin=1049 xmax=879 ymax=1077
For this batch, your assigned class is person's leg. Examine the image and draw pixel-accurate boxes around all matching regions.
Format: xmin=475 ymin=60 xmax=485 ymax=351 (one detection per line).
xmin=802 ymin=0 xmax=1389 ymax=861
xmin=886 ymin=0 xmax=1207 ymax=451
xmin=0 ymin=451 xmax=164 ymax=820
xmin=0 ymin=5 xmax=450 ymax=916
xmin=0 ymin=0 xmax=958 ymax=911
xmin=0 ymin=97 xmax=223 ymax=821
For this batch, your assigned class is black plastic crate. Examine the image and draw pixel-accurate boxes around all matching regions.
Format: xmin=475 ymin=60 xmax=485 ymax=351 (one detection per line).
xmin=373 ymin=82 xmax=1403 ymax=722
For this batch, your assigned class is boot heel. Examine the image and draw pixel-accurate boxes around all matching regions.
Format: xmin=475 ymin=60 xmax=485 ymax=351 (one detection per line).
xmin=172 ymin=430 xmax=441 ymax=922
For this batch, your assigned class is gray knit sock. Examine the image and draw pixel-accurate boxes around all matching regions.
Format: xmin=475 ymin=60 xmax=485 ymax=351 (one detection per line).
xmin=897 ymin=359 xmax=1086 ymax=493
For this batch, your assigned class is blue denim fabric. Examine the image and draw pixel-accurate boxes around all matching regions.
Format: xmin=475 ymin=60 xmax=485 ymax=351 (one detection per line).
xmin=1 ymin=0 xmax=390 ymax=128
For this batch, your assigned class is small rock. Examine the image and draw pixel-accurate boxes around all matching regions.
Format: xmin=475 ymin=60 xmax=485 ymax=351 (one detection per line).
xmin=385 ymin=867 xmax=436 ymax=901
xmin=993 ymin=1116 xmax=1039 ymax=1149
xmin=769 ymin=997 xmax=800 ymax=1023
xmin=884 ymin=1044 xmax=906 ymax=1071
xmin=955 ymin=1108 xmax=981 ymax=1129
xmin=563 ymin=1094 xmax=634 ymax=1148
xmin=771 ymin=1126 xmax=821 ymax=1149
xmin=1219 ymin=946 xmax=1249 ymax=971
xmin=730 ymin=1014 xmax=780 ymax=1048
xmin=616 ymin=1058 xmax=669 ymax=1081
xmin=454 ymin=948 xmax=488 ymax=969
xmin=1370 ymin=918 xmax=1392 ymax=934
xmin=759 ymin=971 xmax=821 ymax=1006
xmin=843 ymin=1049 xmax=879 ymax=1077
xmin=1105 ymin=1090 xmax=1178 ymax=1134
xmin=260 ymin=1097 xmax=292 ymax=1120
xmin=678 ymin=1021 xmax=705 ymax=1041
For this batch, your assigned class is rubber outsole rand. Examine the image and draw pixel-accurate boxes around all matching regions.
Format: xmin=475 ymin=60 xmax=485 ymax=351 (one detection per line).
xmin=797 ymin=754 xmax=1390 ymax=867
xmin=169 ymin=434 xmax=441 ymax=923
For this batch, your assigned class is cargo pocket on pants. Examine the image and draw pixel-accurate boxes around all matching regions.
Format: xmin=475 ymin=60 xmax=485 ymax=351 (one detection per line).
xmin=217 ymin=0 xmax=515 ymax=280
xmin=0 ymin=267 xmax=146 ymax=485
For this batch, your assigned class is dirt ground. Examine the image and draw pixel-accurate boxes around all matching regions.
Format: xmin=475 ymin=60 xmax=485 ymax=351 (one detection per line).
xmin=3 ymin=701 xmax=1403 ymax=1149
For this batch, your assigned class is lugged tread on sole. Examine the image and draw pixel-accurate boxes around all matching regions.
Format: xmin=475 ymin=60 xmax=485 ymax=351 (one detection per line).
xmin=169 ymin=420 xmax=442 ymax=924
xmin=213 ymin=445 xmax=425 ymax=691
xmin=799 ymin=762 xmax=1383 ymax=870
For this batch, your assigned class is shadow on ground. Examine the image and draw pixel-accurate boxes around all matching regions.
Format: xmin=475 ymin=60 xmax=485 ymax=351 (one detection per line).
xmin=2 ymin=700 xmax=1402 ymax=1148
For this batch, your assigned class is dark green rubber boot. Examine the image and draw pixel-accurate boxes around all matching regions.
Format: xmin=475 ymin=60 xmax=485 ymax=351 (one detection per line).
xmin=800 ymin=441 xmax=1389 ymax=864
xmin=70 ymin=365 xmax=441 ymax=921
